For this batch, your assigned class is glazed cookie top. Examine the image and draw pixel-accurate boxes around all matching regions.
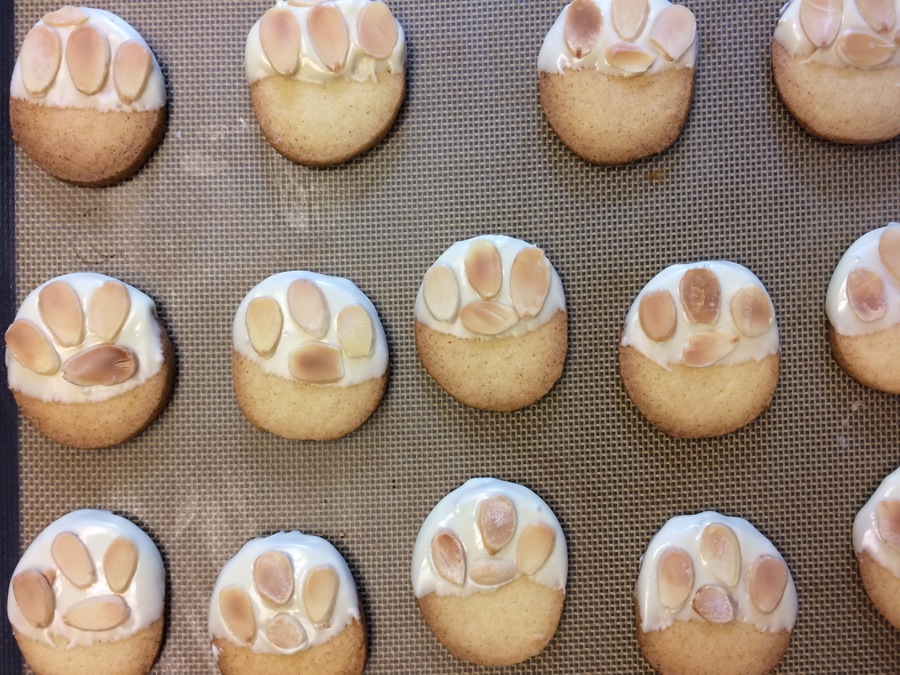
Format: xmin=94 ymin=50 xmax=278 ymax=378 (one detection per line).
xmin=411 ymin=478 xmax=567 ymax=599
xmin=538 ymin=0 xmax=698 ymax=77
xmin=7 ymin=509 xmax=165 ymax=647
xmin=233 ymin=271 xmax=388 ymax=387
xmin=414 ymin=235 xmax=566 ymax=340
xmin=827 ymin=224 xmax=900 ymax=337
xmin=5 ymin=273 xmax=165 ymax=403
xmin=246 ymin=0 xmax=406 ymax=85
xmin=10 ymin=6 xmax=165 ymax=112
xmin=635 ymin=512 xmax=798 ymax=633
xmin=208 ymin=532 xmax=360 ymax=655
xmin=621 ymin=261 xmax=779 ymax=369
xmin=774 ymin=0 xmax=900 ymax=68
xmin=854 ymin=466 xmax=900 ymax=576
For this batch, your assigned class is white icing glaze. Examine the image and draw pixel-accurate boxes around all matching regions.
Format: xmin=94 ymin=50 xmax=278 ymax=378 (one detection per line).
xmin=635 ymin=512 xmax=798 ymax=633
xmin=411 ymin=478 xmax=568 ymax=598
xmin=854 ymin=466 xmax=900 ymax=576
xmin=413 ymin=235 xmax=567 ymax=340
xmin=10 ymin=7 xmax=165 ymax=112
xmin=246 ymin=0 xmax=406 ymax=84
xmin=7 ymin=509 xmax=165 ymax=647
xmin=620 ymin=261 xmax=779 ymax=368
xmin=827 ymin=225 xmax=900 ymax=336
xmin=233 ymin=271 xmax=388 ymax=386
xmin=6 ymin=273 xmax=164 ymax=403
xmin=538 ymin=0 xmax=698 ymax=76
xmin=208 ymin=532 xmax=360 ymax=654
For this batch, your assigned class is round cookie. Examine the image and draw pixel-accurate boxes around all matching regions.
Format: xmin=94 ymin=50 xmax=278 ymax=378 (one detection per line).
xmin=414 ymin=235 xmax=567 ymax=412
xmin=246 ymin=0 xmax=406 ymax=165
xmin=635 ymin=512 xmax=797 ymax=675
xmin=826 ymin=224 xmax=900 ymax=392
xmin=538 ymin=0 xmax=697 ymax=164
xmin=772 ymin=0 xmax=900 ymax=144
xmin=411 ymin=478 xmax=567 ymax=666
xmin=233 ymin=271 xmax=388 ymax=440
xmin=10 ymin=6 xmax=166 ymax=186
xmin=619 ymin=261 xmax=779 ymax=438
xmin=4 ymin=273 xmax=175 ymax=449
xmin=209 ymin=532 xmax=366 ymax=675
xmin=7 ymin=510 xmax=166 ymax=675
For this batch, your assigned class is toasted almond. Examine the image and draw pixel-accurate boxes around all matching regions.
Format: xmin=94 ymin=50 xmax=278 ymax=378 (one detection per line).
xmin=611 ymin=0 xmax=650 ymax=40
xmin=303 ymin=565 xmax=338 ymax=625
xmin=39 ymin=280 xmax=85 ymax=348
xmin=605 ymin=41 xmax=657 ymax=73
xmin=337 ymin=304 xmax=374 ymax=358
xmin=431 ymin=530 xmax=466 ymax=586
xmin=308 ymin=4 xmax=349 ymax=73
xmin=465 ymin=240 xmax=503 ymax=300
xmin=288 ymin=343 xmax=343 ymax=383
xmin=246 ymin=297 xmax=283 ymax=358
xmin=681 ymin=330 xmax=738 ymax=368
xmin=747 ymin=556 xmax=788 ymax=614
xmin=51 ymin=531 xmax=96 ymax=588
xmin=510 ymin=248 xmax=551 ymax=318
xmin=42 ymin=6 xmax=89 ymax=27
xmin=730 ymin=285 xmax=773 ymax=338
xmin=879 ymin=225 xmax=900 ymax=282
xmin=219 ymin=586 xmax=256 ymax=643
xmin=20 ymin=25 xmax=62 ymax=96
xmin=469 ymin=557 xmax=517 ymax=586
xmin=639 ymin=290 xmax=677 ymax=342
xmin=459 ymin=301 xmax=519 ymax=335
xmin=62 ymin=344 xmax=138 ymax=386
xmin=66 ymin=25 xmax=110 ymax=95
xmin=692 ymin=585 xmax=735 ymax=623
xmin=5 ymin=320 xmax=60 ymax=375
xmin=657 ymin=547 xmax=693 ymax=610
xmin=856 ymin=0 xmax=896 ymax=32
xmin=679 ymin=268 xmax=721 ymax=324
xmin=358 ymin=1 xmax=398 ymax=58
xmin=423 ymin=264 xmax=461 ymax=322
xmin=260 ymin=7 xmax=301 ymax=76
xmin=112 ymin=40 xmax=151 ymax=104
xmin=62 ymin=594 xmax=130 ymax=631
xmin=12 ymin=570 xmax=55 ymax=628
xmin=87 ymin=281 xmax=131 ymax=342
xmin=648 ymin=5 xmax=696 ymax=60
xmin=41 ymin=568 xmax=57 ymax=587
xmin=477 ymin=495 xmax=517 ymax=555
xmin=835 ymin=30 xmax=896 ymax=68
xmin=799 ymin=0 xmax=843 ymax=48
xmin=103 ymin=537 xmax=138 ymax=594
xmin=875 ymin=500 xmax=900 ymax=552
xmin=846 ymin=269 xmax=886 ymax=322
xmin=253 ymin=551 xmax=294 ymax=607
xmin=516 ymin=522 xmax=556 ymax=575
xmin=700 ymin=523 xmax=741 ymax=587
xmin=266 ymin=613 xmax=307 ymax=650
xmin=287 ymin=279 xmax=330 ymax=338
xmin=565 ymin=0 xmax=603 ymax=58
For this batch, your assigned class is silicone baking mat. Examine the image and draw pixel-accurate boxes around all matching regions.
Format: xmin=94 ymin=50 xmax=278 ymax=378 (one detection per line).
xmin=2 ymin=0 xmax=899 ymax=672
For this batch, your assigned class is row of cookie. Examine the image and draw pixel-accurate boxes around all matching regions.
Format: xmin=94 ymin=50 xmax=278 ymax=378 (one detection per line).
xmin=12 ymin=0 xmax=899 ymax=187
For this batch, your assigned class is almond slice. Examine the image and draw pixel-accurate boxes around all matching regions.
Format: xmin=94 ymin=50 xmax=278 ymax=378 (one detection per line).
xmin=253 ymin=551 xmax=294 ymax=607
xmin=287 ymin=279 xmax=330 ymax=338
xmin=648 ymin=5 xmax=696 ymax=61
xmin=465 ymin=240 xmax=503 ymax=300
xmin=62 ymin=595 xmax=130 ymax=631
xmin=5 ymin=320 xmax=60 ymax=375
xmin=605 ymin=41 xmax=657 ymax=73
xmin=639 ymin=290 xmax=677 ymax=342
xmin=700 ymin=523 xmax=741 ymax=587
xmin=679 ymin=268 xmax=721 ymax=324
xmin=517 ymin=522 xmax=556 ymax=575
xmin=657 ymin=547 xmax=693 ymax=610
xmin=246 ymin=297 xmax=283 ymax=358
xmin=113 ymin=40 xmax=151 ymax=104
xmin=835 ymin=30 xmax=897 ymax=69
xmin=747 ymin=556 xmax=788 ymax=614
xmin=459 ymin=301 xmax=519 ymax=335
xmin=564 ymin=0 xmax=603 ymax=58
xmin=288 ymin=0 xmax=329 ymax=5
xmin=303 ymin=565 xmax=338 ymax=625
xmin=469 ymin=557 xmax=517 ymax=586
xmin=20 ymin=26 xmax=62 ymax=96
xmin=692 ymin=585 xmax=735 ymax=623
xmin=337 ymin=304 xmax=374 ymax=358
xmin=39 ymin=280 xmax=85 ymax=348
xmin=12 ymin=570 xmax=55 ymax=628
xmin=66 ymin=25 xmax=110 ymax=95
xmin=878 ymin=225 xmax=900 ymax=282
xmin=266 ymin=613 xmax=307 ymax=650
xmin=51 ymin=531 xmax=96 ymax=588
xmin=431 ymin=530 xmax=466 ymax=586
xmin=43 ymin=6 xmax=89 ymax=27
xmin=846 ymin=269 xmax=886 ymax=322
xmin=856 ymin=0 xmax=896 ymax=33
xmin=87 ymin=281 xmax=131 ymax=342
xmin=358 ymin=1 xmax=398 ymax=58
xmin=875 ymin=500 xmax=900 ymax=552
xmin=477 ymin=495 xmax=517 ymax=555
xmin=681 ymin=330 xmax=738 ymax=368
xmin=308 ymin=4 xmax=349 ymax=73
xmin=423 ymin=264 xmax=461 ymax=322
xmin=62 ymin=344 xmax=138 ymax=386
xmin=730 ymin=286 xmax=773 ymax=338
xmin=260 ymin=7 xmax=301 ymax=76
xmin=799 ymin=0 xmax=843 ymax=48
xmin=288 ymin=343 xmax=343 ymax=383
xmin=220 ymin=586 xmax=256 ymax=643
xmin=611 ymin=0 xmax=649 ymax=40
xmin=42 ymin=568 xmax=57 ymax=587
xmin=103 ymin=537 xmax=138 ymax=594
xmin=510 ymin=248 xmax=551 ymax=318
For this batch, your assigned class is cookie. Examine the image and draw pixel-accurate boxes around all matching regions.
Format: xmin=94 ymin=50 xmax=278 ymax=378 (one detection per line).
xmin=826 ymin=224 xmax=900 ymax=392
xmin=246 ymin=0 xmax=406 ymax=165
xmin=7 ymin=509 xmax=166 ymax=675
xmin=619 ymin=261 xmax=779 ymax=438
xmin=411 ymin=478 xmax=567 ymax=666
xmin=414 ymin=235 xmax=567 ymax=411
xmin=635 ymin=512 xmax=797 ymax=675
xmin=233 ymin=271 xmax=388 ymax=440
xmin=772 ymin=0 xmax=900 ymax=144
xmin=538 ymin=0 xmax=697 ymax=164
xmin=209 ymin=532 xmax=366 ymax=675
xmin=4 ymin=273 xmax=175 ymax=448
xmin=10 ymin=6 xmax=166 ymax=186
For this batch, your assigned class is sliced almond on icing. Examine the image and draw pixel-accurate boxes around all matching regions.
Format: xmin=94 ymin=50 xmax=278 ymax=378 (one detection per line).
xmin=87 ymin=280 xmax=131 ymax=342
xmin=835 ymin=30 xmax=897 ymax=69
xmin=260 ymin=7 xmax=302 ymax=76
xmin=875 ymin=500 xmax=900 ymax=552
xmin=42 ymin=6 xmax=89 ymax=27
xmin=66 ymin=25 xmax=110 ymax=95
xmin=12 ymin=570 xmax=55 ymax=628
xmin=246 ymin=297 xmax=283 ymax=358
xmin=639 ymin=290 xmax=677 ymax=342
xmin=113 ymin=40 xmax=152 ymax=104
xmin=253 ymin=551 xmax=294 ymax=607
xmin=459 ymin=301 xmax=519 ymax=335
xmin=510 ymin=248 xmax=551 ymax=318
xmin=469 ymin=557 xmax=517 ymax=586
xmin=266 ymin=613 xmax=307 ymax=650
xmin=681 ymin=330 xmax=738 ymax=368
xmin=846 ymin=269 xmax=886 ymax=322
xmin=747 ymin=556 xmax=788 ymax=614
xmin=648 ymin=5 xmax=696 ymax=61
xmin=465 ymin=240 xmax=503 ymax=300
xmin=564 ymin=0 xmax=603 ymax=58
xmin=5 ymin=320 xmax=60 ymax=375
xmin=288 ymin=343 xmax=343 ymax=383
xmin=62 ymin=344 xmax=138 ymax=386
xmin=517 ymin=522 xmax=556 ymax=575
xmin=303 ymin=565 xmax=339 ymax=625
xmin=692 ymin=585 xmax=735 ymax=623
xmin=611 ymin=0 xmax=649 ymax=40
xmin=287 ymin=279 xmax=330 ymax=338
xmin=219 ymin=586 xmax=256 ymax=643
xmin=358 ymin=1 xmax=398 ymax=59
xmin=878 ymin=225 xmax=900 ymax=281
xmin=423 ymin=264 xmax=461 ymax=322
xmin=62 ymin=595 xmax=130 ymax=631
xmin=657 ymin=547 xmax=693 ymax=610
xmin=51 ymin=531 xmax=96 ymax=588
xmin=730 ymin=286 xmax=773 ymax=338
xmin=605 ymin=41 xmax=657 ymax=73
xmin=308 ymin=4 xmax=349 ymax=73
xmin=799 ymin=0 xmax=843 ymax=48
xmin=103 ymin=537 xmax=138 ymax=594
xmin=41 ymin=568 xmax=57 ymax=587
xmin=700 ymin=523 xmax=741 ymax=587
xmin=856 ymin=0 xmax=896 ymax=33
xmin=679 ymin=268 xmax=721 ymax=324
xmin=39 ymin=280 xmax=85 ymax=347
xmin=337 ymin=304 xmax=374 ymax=358
xmin=431 ymin=530 xmax=466 ymax=586
xmin=477 ymin=495 xmax=517 ymax=555
xmin=20 ymin=26 xmax=62 ymax=96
